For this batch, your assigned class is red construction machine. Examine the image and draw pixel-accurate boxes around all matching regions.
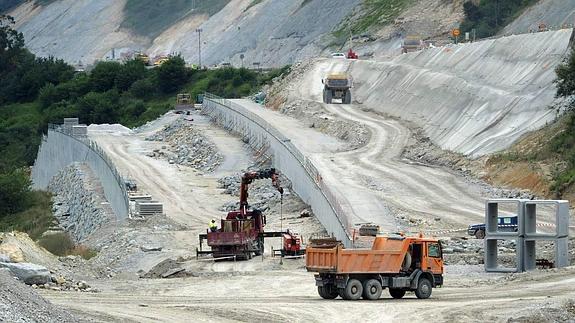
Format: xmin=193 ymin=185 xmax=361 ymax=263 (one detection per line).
xmin=346 ymin=48 xmax=358 ymax=59
xmin=197 ymin=168 xmax=287 ymax=260
xmin=273 ymin=230 xmax=306 ymax=257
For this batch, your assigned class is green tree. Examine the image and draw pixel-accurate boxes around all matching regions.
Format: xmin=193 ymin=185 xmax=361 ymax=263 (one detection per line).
xmin=460 ymin=0 xmax=538 ymax=39
xmin=115 ymin=59 xmax=147 ymax=91
xmin=556 ymin=51 xmax=575 ymax=99
xmin=155 ymin=55 xmax=188 ymax=93
xmin=0 ymin=168 xmax=31 ymax=217
xmin=90 ymin=61 xmax=122 ymax=92
xmin=77 ymin=90 xmax=120 ymax=124
xmin=129 ymin=78 xmax=157 ymax=99
xmin=0 ymin=14 xmax=25 ymax=73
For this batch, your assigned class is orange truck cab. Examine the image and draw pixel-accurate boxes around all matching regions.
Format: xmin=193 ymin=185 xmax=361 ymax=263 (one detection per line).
xmin=305 ymin=235 xmax=443 ymax=300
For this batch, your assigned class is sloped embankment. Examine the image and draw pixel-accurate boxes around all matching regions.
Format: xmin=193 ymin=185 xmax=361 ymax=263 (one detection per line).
xmin=305 ymin=29 xmax=572 ymax=157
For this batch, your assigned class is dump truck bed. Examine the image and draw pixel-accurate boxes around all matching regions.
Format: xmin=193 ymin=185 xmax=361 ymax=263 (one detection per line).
xmin=306 ymin=236 xmax=433 ymax=274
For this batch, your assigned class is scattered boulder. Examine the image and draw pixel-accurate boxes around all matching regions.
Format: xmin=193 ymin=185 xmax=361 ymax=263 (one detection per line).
xmin=140 ymin=245 xmax=163 ymax=252
xmin=0 ymin=243 xmax=25 ymax=263
xmin=0 ymin=262 xmax=51 ymax=285
xmin=0 ymin=254 xmax=10 ymax=263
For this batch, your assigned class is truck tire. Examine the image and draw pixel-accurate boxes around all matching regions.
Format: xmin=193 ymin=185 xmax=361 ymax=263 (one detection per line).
xmin=343 ymin=90 xmax=351 ymax=104
xmin=318 ymin=286 xmax=338 ymax=299
xmin=415 ymin=278 xmax=432 ymax=299
xmin=362 ymin=279 xmax=382 ymax=300
xmin=342 ymin=279 xmax=363 ymax=300
xmin=475 ymin=229 xmax=485 ymax=239
xmin=389 ymin=288 xmax=406 ymax=299
xmin=325 ymin=89 xmax=333 ymax=104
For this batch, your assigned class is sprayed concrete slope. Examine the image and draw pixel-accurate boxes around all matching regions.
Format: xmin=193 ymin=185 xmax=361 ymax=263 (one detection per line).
xmin=502 ymin=0 xmax=575 ymax=35
xmin=9 ymin=0 xmax=142 ymax=64
xmin=10 ymin=0 xmax=361 ymax=66
xmin=149 ymin=0 xmax=361 ymax=66
xmin=305 ymin=29 xmax=573 ymax=157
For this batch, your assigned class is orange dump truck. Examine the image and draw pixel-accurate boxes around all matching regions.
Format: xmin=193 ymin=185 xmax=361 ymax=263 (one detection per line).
xmin=306 ymin=235 xmax=443 ymax=300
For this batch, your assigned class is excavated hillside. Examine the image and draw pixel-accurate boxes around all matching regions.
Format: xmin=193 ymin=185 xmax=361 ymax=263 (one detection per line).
xmin=7 ymin=0 xmax=465 ymax=66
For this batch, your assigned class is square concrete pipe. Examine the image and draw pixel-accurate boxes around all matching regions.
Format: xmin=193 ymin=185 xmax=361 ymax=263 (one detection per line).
xmin=485 ymin=237 xmax=524 ymax=273
xmin=485 ymin=199 xmax=524 ymax=239
xmin=523 ymin=200 xmax=570 ymax=271
xmin=523 ymin=237 xmax=569 ymax=271
xmin=485 ymin=199 xmax=524 ymax=272
xmin=524 ymin=200 xmax=570 ymax=239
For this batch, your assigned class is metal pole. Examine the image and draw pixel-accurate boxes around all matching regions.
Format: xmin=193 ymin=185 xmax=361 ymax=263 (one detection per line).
xmin=280 ymin=194 xmax=283 ymax=265
xmin=196 ymin=28 xmax=202 ymax=68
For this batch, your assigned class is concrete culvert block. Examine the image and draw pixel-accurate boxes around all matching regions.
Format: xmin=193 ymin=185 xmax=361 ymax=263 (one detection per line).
xmin=0 ymin=262 xmax=51 ymax=285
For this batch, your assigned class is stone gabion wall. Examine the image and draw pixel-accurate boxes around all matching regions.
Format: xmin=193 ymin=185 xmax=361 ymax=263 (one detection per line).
xmin=48 ymin=163 xmax=114 ymax=242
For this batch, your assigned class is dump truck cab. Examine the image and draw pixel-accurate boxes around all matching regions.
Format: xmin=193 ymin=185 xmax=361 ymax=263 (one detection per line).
xmin=322 ymin=73 xmax=352 ymax=104
xmin=306 ymin=235 xmax=443 ymax=300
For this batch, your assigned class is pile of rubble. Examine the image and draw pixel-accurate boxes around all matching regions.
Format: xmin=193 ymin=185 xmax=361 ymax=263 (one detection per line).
xmin=280 ymin=100 xmax=370 ymax=150
xmin=0 ymin=252 xmax=95 ymax=293
xmin=0 ymin=269 xmax=79 ymax=322
xmin=145 ymin=118 xmax=223 ymax=172
xmin=264 ymin=61 xmax=310 ymax=110
xmin=440 ymin=237 xmax=521 ymax=266
xmin=403 ymin=128 xmax=536 ymax=200
xmin=31 ymin=275 xmax=94 ymax=293
xmin=218 ymin=173 xmax=286 ymax=212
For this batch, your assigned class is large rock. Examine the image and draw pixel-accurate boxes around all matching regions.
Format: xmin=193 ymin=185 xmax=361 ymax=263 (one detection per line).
xmin=0 ymin=262 xmax=51 ymax=285
xmin=0 ymin=254 xmax=10 ymax=263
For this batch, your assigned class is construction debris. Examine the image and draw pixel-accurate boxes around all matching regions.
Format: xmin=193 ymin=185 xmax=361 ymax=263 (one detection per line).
xmin=145 ymin=118 xmax=223 ymax=172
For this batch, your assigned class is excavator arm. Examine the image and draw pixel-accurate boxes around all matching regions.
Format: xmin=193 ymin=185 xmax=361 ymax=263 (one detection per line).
xmin=239 ymin=168 xmax=283 ymax=215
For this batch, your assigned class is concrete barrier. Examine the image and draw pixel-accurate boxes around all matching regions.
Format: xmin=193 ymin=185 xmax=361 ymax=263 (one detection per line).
xmin=202 ymin=95 xmax=352 ymax=247
xmin=31 ymin=125 xmax=129 ymax=220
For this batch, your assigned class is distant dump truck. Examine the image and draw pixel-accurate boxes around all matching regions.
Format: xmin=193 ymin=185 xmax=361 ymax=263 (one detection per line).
xmin=306 ymin=235 xmax=443 ymax=300
xmin=174 ymin=93 xmax=192 ymax=114
xmin=402 ymin=35 xmax=422 ymax=53
xmin=322 ymin=73 xmax=351 ymax=104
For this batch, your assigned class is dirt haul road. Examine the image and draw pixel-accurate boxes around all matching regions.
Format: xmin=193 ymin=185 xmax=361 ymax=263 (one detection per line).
xmin=234 ymin=96 xmax=489 ymax=233
xmin=42 ymin=265 xmax=575 ymax=322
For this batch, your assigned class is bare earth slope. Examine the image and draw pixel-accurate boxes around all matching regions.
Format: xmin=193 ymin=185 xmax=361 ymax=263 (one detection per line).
xmin=502 ymin=0 xmax=575 ymax=34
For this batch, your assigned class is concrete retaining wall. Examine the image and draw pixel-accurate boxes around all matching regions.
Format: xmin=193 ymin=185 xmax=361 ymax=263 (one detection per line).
xmin=31 ymin=127 xmax=129 ymax=220
xmin=202 ymin=96 xmax=352 ymax=247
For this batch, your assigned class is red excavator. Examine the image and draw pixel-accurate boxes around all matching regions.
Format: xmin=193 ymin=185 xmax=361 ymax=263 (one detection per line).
xmin=197 ymin=168 xmax=286 ymax=260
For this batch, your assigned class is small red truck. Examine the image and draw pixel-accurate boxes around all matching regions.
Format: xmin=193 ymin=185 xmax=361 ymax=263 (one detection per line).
xmin=306 ymin=235 xmax=443 ymax=300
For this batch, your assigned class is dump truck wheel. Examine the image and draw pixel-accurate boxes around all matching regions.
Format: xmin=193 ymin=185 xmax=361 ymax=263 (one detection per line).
xmin=389 ymin=288 xmax=406 ymax=299
xmin=344 ymin=90 xmax=351 ymax=104
xmin=325 ymin=89 xmax=333 ymax=104
xmin=362 ymin=279 xmax=382 ymax=300
xmin=415 ymin=278 xmax=432 ymax=299
xmin=475 ymin=229 xmax=485 ymax=239
xmin=343 ymin=279 xmax=363 ymax=300
xmin=318 ymin=286 xmax=338 ymax=299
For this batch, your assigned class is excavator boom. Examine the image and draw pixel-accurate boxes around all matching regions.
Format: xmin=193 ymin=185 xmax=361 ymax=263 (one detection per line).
xmin=239 ymin=168 xmax=283 ymax=215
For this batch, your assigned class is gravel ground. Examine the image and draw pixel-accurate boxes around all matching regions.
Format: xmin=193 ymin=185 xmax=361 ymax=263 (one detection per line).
xmin=0 ymin=269 xmax=80 ymax=323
